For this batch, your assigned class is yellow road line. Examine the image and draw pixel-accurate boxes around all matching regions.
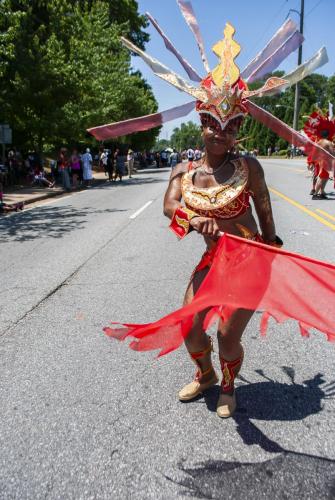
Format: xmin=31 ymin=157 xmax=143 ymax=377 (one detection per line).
xmin=316 ymin=208 xmax=335 ymax=222
xmin=269 ymin=187 xmax=335 ymax=231
xmin=264 ymin=164 xmax=306 ymax=173
xmin=283 ymin=167 xmax=306 ymax=173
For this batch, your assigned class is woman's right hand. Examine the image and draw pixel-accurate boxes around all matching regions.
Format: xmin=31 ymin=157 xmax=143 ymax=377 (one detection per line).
xmin=190 ymin=216 xmax=220 ymax=239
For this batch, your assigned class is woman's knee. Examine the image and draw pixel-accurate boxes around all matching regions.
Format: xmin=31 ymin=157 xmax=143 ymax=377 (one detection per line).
xmin=217 ymin=308 xmax=254 ymax=339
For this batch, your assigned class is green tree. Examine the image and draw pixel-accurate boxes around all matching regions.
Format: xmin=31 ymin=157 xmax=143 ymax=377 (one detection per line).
xmin=239 ymin=72 xmax=334 ymax=154
xmin=326 ymin=75 xmax=335 ymax=105
xmin=154 ymin=138 xmax=170 ymax=151
xmin=0 ymin=0 xmax=159 ymax=152
xmin=77 ymin=0 xmax=149 ymax=49
xmin=170 ymin=121 xmax=203 ymax=151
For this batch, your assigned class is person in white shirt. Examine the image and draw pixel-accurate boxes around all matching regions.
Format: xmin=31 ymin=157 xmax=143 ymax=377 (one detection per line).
xmin=169 ymin=149 xmax=179 ymax=168
xmin=194 ymin=146 xmax=202 ymax=160
xmin=127 ymin=149 xmax=134 ymax=178
xmin=82 ymin=148 xmax=93 ymax=187
xmin=100 ymin=150 xmax=108 ymax=174
xmin=187 ymin=148 xmax=195 ymax=161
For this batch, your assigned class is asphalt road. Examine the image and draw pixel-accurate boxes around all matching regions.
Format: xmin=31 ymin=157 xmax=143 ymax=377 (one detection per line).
xmin=1 ymin=160 xmax=334 ymax=499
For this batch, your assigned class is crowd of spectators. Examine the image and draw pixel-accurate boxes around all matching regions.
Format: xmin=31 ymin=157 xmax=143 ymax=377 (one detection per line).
xmin=0 ymin=144 xmax=208 ymax=197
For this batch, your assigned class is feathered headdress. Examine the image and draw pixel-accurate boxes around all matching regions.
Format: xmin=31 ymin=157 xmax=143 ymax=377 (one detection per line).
xmin=87 ymin=0 xmax=334 ymax=171
xmin=304 ymin=111 xmax=335 ymax=142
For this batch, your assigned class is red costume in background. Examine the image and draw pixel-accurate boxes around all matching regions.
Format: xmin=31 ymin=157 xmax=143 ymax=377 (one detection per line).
xmin=304 ymin=111 xmax=335 ymax=182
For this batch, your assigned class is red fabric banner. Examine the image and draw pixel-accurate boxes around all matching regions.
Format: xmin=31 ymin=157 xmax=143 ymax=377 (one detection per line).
xmin=245 ymin=100 xmax=335 ymax=173
xmin=87 ymin=101 xmax=195 ymax=141
xmin=104 ymin=234 xmax=335 ymax=357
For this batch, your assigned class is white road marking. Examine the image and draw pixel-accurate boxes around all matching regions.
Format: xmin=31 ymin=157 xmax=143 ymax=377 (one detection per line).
xmin=129 ymin=200 xmax=153 ymax=219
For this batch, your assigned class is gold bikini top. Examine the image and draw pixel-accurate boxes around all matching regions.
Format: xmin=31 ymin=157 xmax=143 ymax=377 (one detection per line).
xmin=181 ymin=158 xmax=251 ymax=219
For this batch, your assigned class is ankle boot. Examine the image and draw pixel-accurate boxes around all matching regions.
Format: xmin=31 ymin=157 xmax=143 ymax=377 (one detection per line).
xmin=178 ymin=337 xmax=218 ymax=401
xmin=217 ymin=349 xmax=244 ymax=418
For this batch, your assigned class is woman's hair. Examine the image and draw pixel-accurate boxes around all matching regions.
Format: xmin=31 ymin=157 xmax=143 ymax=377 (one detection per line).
xmin=59 ymin=147 xmax=69 ymax=159
xmin=320 ymin=129 xmax=329 ymax=139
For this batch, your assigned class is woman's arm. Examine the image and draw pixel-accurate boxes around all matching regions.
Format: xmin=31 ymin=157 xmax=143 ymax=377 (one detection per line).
xmin=163 ymin=163 xmax=186 ymax=218
xmin=247 ymin=157 xmax=277 ymax=243
xmin=163 ymin=163 xmax=220 ymax=239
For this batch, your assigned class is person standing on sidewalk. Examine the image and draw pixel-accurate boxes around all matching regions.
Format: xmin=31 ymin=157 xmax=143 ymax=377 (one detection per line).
xmin=70 ymin=149 xmax=81 ymax=189
xmin=82 ymin=148 xmax=93 ymax=188
xmin=169 ymin=149 xmax=179 ymax=168
xmin=127 ymin=149 xmax=134 ymax=178
xmin=114 ymin=148 xmax=125 ymax=182
xmin=194 ymin=146 xmax=202 ymax=161
xmin=105 ymin=150 xmax=114 ymax=182
xmin=186 ymin=147 xmax=195 ymax=162
xmin=58 ymin=148 xmax=71 ymax=192
xmin=100 ymin=149 xmax=108 ymax=175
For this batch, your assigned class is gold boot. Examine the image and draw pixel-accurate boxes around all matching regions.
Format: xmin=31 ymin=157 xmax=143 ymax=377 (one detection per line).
xmin=217 ymin=349 xmax=244 ymax=418
xmin=178 ymin=338 xmax=218 ymax=401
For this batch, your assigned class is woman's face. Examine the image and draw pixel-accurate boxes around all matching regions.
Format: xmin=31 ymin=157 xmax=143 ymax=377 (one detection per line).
xmin=202 ymin=118 xmax=241 ymax=155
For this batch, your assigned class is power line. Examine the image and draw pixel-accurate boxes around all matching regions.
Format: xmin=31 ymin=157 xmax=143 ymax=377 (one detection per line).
xmin=243 ymin=0 xmax=289 ymax=63
xmin=305 ymin=0 xmax=323 ymax=17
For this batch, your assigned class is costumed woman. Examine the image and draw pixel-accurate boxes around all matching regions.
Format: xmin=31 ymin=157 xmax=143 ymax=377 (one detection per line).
xmin=88 ymin=2 xmax=335 ymax=419
xmin=164 ymin=110 xmax=282 ymax=418
xmin=303 ymin=111 xmax=335 ymax=199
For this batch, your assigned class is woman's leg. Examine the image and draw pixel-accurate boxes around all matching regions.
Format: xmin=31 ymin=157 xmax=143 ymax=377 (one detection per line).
xmin=216 ymin=308 xmax=253 ymax=417
xmin=178 ymin=266 xmax=218 ymax=401
xmin=183 ymin=267 xmax=211 ymax=354
xmin=217 ymin=308 xmax=253 ymax=361
xmin=72 ymin=173 xmax=78 ymax=189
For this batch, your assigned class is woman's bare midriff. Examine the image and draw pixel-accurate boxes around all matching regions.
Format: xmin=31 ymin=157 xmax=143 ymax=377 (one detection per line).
xmin=203 ymin=207 xmax=258 ymax=250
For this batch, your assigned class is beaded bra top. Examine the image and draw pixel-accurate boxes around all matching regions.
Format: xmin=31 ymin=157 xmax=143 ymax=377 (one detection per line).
xmin=181 ymin=158 xmax=251 ymax=219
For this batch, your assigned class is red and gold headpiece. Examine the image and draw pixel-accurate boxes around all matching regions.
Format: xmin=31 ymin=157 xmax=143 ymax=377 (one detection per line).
xmin=88 ymin=0 xmax=334 ymax=174
xmin=303 ymin=111 xmax=335 ymax=142
xmin=196 ymin=23 xmax=248 ymax=130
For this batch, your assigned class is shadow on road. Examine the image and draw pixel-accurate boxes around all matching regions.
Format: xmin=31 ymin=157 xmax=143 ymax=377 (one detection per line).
xmin=98 ymin=176 xmax=166 ymax=188
xmin=171 ymin=451 xmax=335 ymax=499
xmin=202 ymin=368 xmax=334 ymax=422
xmin=0 ymin=205 xmax=127 ymax=243
xmin=168 ymin=367 xmax=335 ymax=498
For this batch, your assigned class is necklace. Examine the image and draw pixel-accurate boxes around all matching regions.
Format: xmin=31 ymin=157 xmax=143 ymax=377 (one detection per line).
xmin=201 ymin=155 xmax=231 ymax=175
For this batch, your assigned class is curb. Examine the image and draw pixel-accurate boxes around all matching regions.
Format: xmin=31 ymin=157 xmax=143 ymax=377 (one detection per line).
xmin=4 ymin=178 xmax=108 ymax=208
xmin=3 ymin=169 xmax=168 ymax=208
xmin=22 ymin=189 xmax=65 ymax=206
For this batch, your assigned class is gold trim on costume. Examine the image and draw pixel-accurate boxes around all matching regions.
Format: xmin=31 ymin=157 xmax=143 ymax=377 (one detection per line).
xmin=181 ymin=158 xmax=249 ymax=219
xmin=212 ymin=22 xmax=241 ymax=88
xmin=175 ymin=215 xmax=189 ymax=232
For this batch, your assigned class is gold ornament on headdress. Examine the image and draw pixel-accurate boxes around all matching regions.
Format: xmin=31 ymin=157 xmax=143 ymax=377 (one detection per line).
xmin=212 ymin=22 xmax=241 ymax=89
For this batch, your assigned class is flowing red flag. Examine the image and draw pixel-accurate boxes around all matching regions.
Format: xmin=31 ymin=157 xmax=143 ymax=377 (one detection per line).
xmin=104 ymin=234 xmax=335 ymax=357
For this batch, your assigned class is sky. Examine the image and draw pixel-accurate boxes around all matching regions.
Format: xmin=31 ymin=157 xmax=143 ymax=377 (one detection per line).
xmin=130 ymin=0 xmax=335 ymax=138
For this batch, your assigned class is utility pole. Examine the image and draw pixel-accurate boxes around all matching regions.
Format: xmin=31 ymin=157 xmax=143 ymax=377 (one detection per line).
xmin=292 ymin=0 xmax=305 ymax=130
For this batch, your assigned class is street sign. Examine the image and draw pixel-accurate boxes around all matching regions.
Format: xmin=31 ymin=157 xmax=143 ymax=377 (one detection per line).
xmin=0 ymin=124 xmax=12 ymax=144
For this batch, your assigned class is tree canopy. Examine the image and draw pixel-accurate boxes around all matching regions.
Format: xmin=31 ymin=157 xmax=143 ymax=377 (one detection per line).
xmin=239 ymin=72 xmax=335 ymax=154
xmin=170 ymin=121 xmax=203 ymax=151
xmin=0 ymin=0 xmax=159 ymax=152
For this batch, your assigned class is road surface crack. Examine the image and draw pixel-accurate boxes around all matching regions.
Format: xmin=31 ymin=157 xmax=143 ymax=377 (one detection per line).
xmin=0 ymin=220 xmax=134 ymax=340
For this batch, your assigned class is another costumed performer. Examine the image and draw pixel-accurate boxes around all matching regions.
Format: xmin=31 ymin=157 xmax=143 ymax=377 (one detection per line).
xmin=88 ymin=2 xmax=335 ymax=419
xmin=303 ymin=111 xmax=335 ymax=199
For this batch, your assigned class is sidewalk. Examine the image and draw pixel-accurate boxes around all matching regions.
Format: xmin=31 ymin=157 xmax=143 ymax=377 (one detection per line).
xmin=2 ymin=167 xmax=169 ymax=208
